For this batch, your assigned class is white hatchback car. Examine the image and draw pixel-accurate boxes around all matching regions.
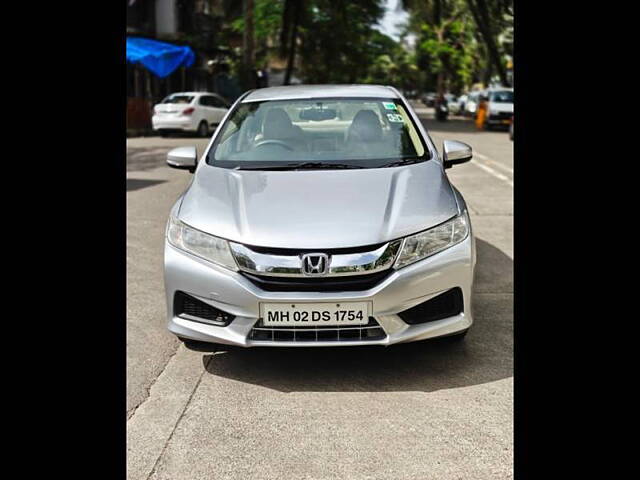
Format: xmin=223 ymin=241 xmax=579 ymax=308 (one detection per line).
xmin=152 ymin=92 xmax=230 ymax=137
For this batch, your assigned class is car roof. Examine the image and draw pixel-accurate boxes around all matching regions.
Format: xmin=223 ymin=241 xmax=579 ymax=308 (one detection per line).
xmin=166 ymin=92 xmax=218 ymax=97
xmin=242 ymin=84 xmax=399 ymax=102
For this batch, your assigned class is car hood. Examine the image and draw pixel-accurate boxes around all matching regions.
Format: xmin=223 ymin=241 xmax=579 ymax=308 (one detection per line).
xmin=178 ymin=161 xmax=459 ymax=249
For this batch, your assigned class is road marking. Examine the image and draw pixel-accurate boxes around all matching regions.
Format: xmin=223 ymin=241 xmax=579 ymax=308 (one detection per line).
xmin=473 ymin=152 xmax=513 ymax=174
xmin=471 ymin=158 xmax=514 ymax=187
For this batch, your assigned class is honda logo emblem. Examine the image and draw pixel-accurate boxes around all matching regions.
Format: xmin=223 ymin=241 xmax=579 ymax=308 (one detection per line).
xmin=300 ymin=253 xmax=330 ymax=276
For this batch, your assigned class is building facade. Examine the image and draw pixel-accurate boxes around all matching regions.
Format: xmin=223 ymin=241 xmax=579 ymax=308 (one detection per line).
xmin=126 ymin=0 xmax=242 ymax=131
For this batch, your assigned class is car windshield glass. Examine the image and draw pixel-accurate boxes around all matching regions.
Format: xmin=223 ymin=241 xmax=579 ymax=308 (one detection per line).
xmin=207 ymin=97 xmax=429 ymax=170
xmin=162 ymin=95 xmax=194 ymax=104
xmin=490 ymin=91 xmax=513 ymax=103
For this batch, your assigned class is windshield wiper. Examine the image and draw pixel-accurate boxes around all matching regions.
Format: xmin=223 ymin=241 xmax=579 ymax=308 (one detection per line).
xmin=380 ymin=157 xmax=425 ymax=168
xmin=289 ymin=162 xmax=364 ymax=170
xmin=235 ymin=162 xmax=364 ymax=171
xmin=234 ymin=164 xmax=297 ymax=171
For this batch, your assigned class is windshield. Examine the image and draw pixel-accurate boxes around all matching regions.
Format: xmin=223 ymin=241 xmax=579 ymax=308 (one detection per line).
xmin=207 ymin=97 xmax=429 ymax=170
xmin=162 ymin=95 xmax=194 ymax=104
xmin=489 ymin=91 xmax=514 ymax=103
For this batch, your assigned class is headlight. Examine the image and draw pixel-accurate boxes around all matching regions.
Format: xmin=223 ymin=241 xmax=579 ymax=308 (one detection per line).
xmin=394 ymin=212 xmax=469 ymax=269
xmin=167 ymin=216 xmax=238 ymax=270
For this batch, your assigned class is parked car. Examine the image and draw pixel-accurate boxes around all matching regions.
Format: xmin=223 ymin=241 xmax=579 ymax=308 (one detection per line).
xmin=484 ymin=88 xmax=514 ymax=130
xmin=457 ymin=94 xmax=468 ymax=114
xmin=164 ymin=84 xmax=476 ymax=349
xmin=402 ymin=89 xmax=419 ymax=99
xmin=152 ymin=92 xmax=230 ymax=137
xmin=445 ymin=94 xmax=460 ymax=115
xmin=462 ymin=91 xmax=482 ymax=117
xmin=436 ymin=97 xmax=449 ymax=121
xmin=422 ymin=92 xmax=437 ymax=107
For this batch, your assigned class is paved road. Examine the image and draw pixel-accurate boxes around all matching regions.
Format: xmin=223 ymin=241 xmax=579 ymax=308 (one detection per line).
xmin=126 ymin=107 xmax=513 ymax=479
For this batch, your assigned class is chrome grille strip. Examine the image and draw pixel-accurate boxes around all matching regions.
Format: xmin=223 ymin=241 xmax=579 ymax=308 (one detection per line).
xmin=230 ymin=240 xmax=401 ymax=278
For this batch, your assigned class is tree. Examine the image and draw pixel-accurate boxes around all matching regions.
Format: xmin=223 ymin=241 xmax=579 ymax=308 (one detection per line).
xmin=465 ymin=0 xmax=511 ymax=86
xmin=366 ymin=32 xmax=421 ymax=91
xmin=242 ymin=0 xmax=255 ymax=89
xmin=296 ymin=0 xmax=386 ymax=83
xmin=231 ymin=0 xmax=387 ymax=85
xmin=403 ymin=0 xmax=478 ymax=94
xmin=280 ymin=0 xmax=305 ymax=84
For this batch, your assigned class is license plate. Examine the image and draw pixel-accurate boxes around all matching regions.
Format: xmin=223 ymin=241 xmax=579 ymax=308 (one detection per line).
xmin=261 ymin=302 xmax=370 ymax=327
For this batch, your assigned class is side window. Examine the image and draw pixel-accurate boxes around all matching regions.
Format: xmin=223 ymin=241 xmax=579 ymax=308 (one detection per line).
xmin=199 ymin=96 xmax=212 ymax=107
xmin=211 ymin=96 xmax=226 ymax=108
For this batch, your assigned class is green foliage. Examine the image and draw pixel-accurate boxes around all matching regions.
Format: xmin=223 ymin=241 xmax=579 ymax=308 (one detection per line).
xmin=366 ymin=38 xmax=422 ymax=92
xmin=231 ymin=0 xmax=284 ymax=41
xmin=224 ymin=0 xmax=511 ymax=92
xmin=416 ymin=16 xmax=477 ymax=93
xmin=232 ymin=0 xmax=285 ymax=66
xmin=297 ymin=0 xmax=387 ymax=84
xmin=400 ymin=0 xmax=512 ymax=91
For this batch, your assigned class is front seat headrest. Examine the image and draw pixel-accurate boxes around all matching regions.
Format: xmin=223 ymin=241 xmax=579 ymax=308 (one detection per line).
xmin=263 ymin=108 xmax=295 ymax=139
xmin=348 ymin=110 xmax=383 ymax=143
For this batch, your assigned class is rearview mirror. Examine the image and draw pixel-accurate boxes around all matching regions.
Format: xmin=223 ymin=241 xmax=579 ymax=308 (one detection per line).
xmin=443 ymin=140 xmax=472 ymax=169
xmin=299 ymin=108 xmax=337 ymax=121
xmin=167 ymin=146 xmax=197 ymax=173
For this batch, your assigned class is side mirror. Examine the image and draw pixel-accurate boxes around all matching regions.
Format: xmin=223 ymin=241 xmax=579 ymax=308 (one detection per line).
xmin=167 ymin=146 xmax=197 ymax=173
xmin=443 ymin=140 xmax=472 ymax=169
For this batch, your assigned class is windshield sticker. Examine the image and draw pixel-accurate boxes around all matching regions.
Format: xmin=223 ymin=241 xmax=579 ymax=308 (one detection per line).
xmin=383 ymin=102 xmax=397 ymax=110
xmin=386 ymin=113 xmax=404 ymax=123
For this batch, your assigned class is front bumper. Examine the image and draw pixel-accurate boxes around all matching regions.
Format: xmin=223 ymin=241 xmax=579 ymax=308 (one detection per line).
xmin=164 ymin=234 xmax=476 ymax=347
xmin=486 ymin=114 xmax=513 ymax=126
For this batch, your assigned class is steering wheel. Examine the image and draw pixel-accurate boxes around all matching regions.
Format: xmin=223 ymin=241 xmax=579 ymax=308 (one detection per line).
xmin=254 ymin=139 xmax=294 ymax=151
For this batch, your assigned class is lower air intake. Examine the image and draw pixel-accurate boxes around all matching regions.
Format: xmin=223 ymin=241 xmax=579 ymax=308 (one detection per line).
xmin=249 ymin=317 xmax=386 ymax=343
xmin=398 ymin=287 xmax=463 ymax=325
xmin=174 ymin=291 xmax=235 ymax=326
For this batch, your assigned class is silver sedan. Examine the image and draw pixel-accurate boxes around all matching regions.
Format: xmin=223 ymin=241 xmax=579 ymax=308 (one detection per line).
xmin=163 ymin=84 xmax=476 ymax=348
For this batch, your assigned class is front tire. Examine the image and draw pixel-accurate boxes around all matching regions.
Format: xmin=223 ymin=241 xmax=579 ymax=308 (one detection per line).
xmin=197 ymin=121 xmax=209 ymax=138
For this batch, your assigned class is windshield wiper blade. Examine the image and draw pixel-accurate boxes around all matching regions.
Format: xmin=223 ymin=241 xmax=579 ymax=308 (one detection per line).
xmin=381 ymin=157 xmax=424 ymax=168
xmin=234 ymin=164 xmax=297 ymax=171
xmin=235 ymin=162 xmax=363 ymax=171
xmin=289 ymin=162 xmax=364 ymax=170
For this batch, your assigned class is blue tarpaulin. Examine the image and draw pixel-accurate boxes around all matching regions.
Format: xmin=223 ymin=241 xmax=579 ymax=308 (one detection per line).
xmin=126 ymin=37 xmax=195 ymax=78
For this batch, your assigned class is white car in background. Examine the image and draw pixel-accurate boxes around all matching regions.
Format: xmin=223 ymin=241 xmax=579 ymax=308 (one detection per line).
xmin=484 ymin=88 xmax=514 ymax=130
xmin=457 ymin=94 xmax=468 ymax=114
xmin=445 ymin=94 xmax=460 ymax=114
xmin=462 ymin=91 xmax=482 ymax=117
xmin=152 ymin=92 xmax=230 ymax=137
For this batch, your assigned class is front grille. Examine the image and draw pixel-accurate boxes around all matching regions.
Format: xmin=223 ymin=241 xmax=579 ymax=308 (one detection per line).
xmin=174 ymin=291 xmax=235 ymax=326
xmin=240 ymin=270 xmax=392 ymax=292
xmin=244 ymin=242 xmax=387 ymax=256
xmin=249 ymin=317 xmax=387 ymax=343
xmin=398 ymin=287 xmax=463 ymax=325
